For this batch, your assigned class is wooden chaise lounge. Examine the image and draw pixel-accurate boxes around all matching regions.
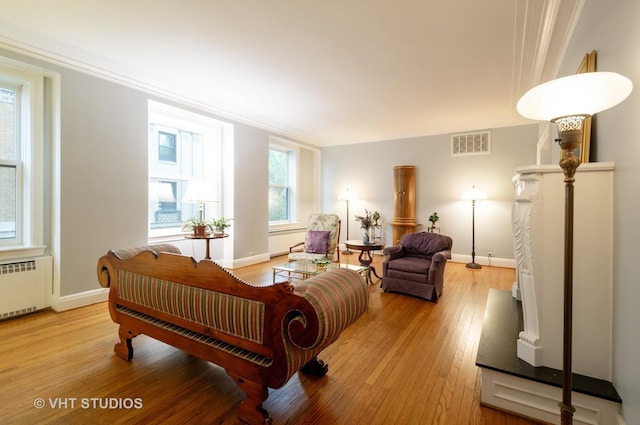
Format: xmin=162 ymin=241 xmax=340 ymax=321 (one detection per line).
xmin=97 ymin=244 xmax=368 ymax=424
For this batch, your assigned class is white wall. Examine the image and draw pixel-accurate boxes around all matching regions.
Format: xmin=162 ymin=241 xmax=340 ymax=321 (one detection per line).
xmin=555 ymin=0 xmax=640 ymax=422
xmin=0 ymin=46 xmax=316 ymax=302
xmin=320 ymin=125 xmax=538 ymax=264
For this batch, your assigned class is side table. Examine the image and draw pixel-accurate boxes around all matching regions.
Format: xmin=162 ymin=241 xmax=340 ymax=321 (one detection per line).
xmin=185 ymin=233 xmax=228 ymax=260
xmin=344 ymin=240 xmax=384 ymax=283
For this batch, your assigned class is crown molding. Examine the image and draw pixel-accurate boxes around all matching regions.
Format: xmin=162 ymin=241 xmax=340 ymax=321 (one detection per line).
xmin=0 ymin=20 xmax=321 ymax=146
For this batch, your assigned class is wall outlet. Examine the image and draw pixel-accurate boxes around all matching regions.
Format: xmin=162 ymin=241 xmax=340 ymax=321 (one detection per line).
xmin=488 ymin=251 xmax=495 ymax=257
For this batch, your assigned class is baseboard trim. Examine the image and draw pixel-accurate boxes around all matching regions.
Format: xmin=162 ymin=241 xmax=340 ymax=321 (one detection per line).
xmin=450 ymin=254 xmax=515 ymax=268
xmin=220 ymin=253 xmax=270 ymax=269
xmin=52 ymin=287 xmax=109 ymax=312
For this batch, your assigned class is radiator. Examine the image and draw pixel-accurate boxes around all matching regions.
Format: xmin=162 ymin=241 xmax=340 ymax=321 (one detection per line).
xmin=0 ymin=256 xmax=51 ymax=320
xmin=268 ymin=230 xmax=306 ymax=256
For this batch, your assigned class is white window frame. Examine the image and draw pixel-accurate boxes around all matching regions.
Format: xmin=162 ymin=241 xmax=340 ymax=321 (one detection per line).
xmin=148 ymin=100 xmax=225 ymax=239
xmin=268 ymin=136 xmax=299 ymax=228
xmin=0 ymin=57 xmax=46 ymax=260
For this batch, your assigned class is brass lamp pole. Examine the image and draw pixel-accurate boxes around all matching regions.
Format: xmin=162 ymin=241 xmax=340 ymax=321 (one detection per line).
xmin=517 ymin=72 xmax=632 ymax=425
xmin=461 ymin=186 xmax=486 ymax=269
xmin=340 ymin=188 xmax=356 ymax=255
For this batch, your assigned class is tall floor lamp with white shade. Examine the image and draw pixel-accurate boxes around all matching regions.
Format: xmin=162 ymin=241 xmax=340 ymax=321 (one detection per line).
xmin=461 ymin=186 xmax=487 ymax=269
xmin=339 ymin=188 xmax=356 ymax=255
xmin=517 ymin=71 xmax=632 ymax=425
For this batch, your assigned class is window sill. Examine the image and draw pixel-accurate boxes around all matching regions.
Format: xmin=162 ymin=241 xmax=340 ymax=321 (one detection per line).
xmin=268 ymin=223 xmax=305 ymax=235
xmin=0 ymin=245 xmax=47 ymax=262
xmin=148 ymin=233 xmax=189 ymax=244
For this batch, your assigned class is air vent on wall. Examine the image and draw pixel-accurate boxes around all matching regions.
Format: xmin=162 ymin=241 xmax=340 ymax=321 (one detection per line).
xmin=451 ymin=131 xmax=491 ymax=156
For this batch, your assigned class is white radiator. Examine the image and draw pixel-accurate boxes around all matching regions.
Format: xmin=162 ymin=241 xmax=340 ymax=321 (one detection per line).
xmin=0 ymin=256 xmax=51 ymax=320
xmin=269 ymin=230 xmax=306 ymax=256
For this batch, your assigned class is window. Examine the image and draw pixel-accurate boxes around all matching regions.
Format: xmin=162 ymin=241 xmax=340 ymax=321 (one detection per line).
xmin=268 ymin=139 xmax=298 ymax=224
xmin=0 ymin=57 xmax=47 ymax=259
xmin=148 ymin=101 xmax=226 ymax=238
xmin=0 ymin=86 xmax=19 ymax=241
xmin=158 ymin=131 xmax=177 ymax=163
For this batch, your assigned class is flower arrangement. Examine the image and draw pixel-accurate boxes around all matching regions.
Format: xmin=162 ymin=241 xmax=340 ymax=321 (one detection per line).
xmin=428 ymin=212 xmax=439 ymax=228
xmin=355 ymin=209 xmax=379 ymax=229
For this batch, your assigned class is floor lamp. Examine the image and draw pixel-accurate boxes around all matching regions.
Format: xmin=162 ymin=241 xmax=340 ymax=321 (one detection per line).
xmin=340 ymin=188 xmax=355 ymax=255
xmin=517 ymin=72 xmax=632 ymax=425
xmin=461 ymin=186 xmax=486 ymax=269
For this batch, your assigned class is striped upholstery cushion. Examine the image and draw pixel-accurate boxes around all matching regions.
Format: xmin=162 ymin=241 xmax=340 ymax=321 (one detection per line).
xmin=111 ymin=244 xmax=182 ymax=260
xmin=293 ymin=268 xmax=368 ymax=349
xmin=118 ymin=271 xmax=265 ymax=344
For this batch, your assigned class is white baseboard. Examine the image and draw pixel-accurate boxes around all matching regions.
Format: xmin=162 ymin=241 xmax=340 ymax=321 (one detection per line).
xmin=450 ymin=253 xmax=515 ymax=268
xmin=221 ymin=253 xmax=270 ymax=269
xmin=51 ymin=287 xmax=109 ymax=312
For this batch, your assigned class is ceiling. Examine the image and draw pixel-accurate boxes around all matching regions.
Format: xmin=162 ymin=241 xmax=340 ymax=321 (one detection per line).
xmin=0 ymin=1 xmax=583 ymax=146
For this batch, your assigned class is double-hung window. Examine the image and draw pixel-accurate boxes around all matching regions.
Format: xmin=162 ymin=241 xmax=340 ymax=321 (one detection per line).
xmin=268 ymin=139 xmax=298 ymax=225
xmin=0 ymin=58 xmax=46 ymax=258
xmin=0 ymin=84 xmax=20 ymax=242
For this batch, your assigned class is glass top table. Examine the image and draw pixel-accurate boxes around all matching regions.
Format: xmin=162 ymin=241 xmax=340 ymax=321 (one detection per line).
xmin=272 ymin=260 xmax=367 ymax=283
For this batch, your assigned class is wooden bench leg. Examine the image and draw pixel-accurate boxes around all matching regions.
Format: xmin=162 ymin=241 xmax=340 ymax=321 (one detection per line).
xmin=300 ymin=356 xmax=328 ymax=377
xmin=228 ymin=373 xmax=271 ymax=425
xmin=114 ymin=325 xmax=137 ymax=360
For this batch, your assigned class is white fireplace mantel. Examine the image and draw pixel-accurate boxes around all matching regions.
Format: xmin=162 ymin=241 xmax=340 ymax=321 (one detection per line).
xmin=511 ymin=162 xmax=614 ymax=381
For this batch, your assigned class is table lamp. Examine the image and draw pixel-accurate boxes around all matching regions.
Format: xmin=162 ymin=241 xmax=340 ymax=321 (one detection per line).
xmin=182 ymin=177 xmax=217 ymax=222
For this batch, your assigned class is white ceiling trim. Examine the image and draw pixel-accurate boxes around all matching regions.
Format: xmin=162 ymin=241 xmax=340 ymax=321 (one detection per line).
xmin=0 ymin=2 xmax=586 ymax=147
xmin=0 ymin=21 xmax=321 ymax=146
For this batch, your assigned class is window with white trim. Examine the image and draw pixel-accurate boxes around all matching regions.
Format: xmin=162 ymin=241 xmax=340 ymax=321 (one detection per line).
xmin=0 ymin=57 xmax=46 ymax=258
xmin=269 ymin=139 xmax=298 ymax=225
xmin=148 ymin=101 xmax=225 ymax=238
xmin=0 ymin=85 xmax=20 ymax=242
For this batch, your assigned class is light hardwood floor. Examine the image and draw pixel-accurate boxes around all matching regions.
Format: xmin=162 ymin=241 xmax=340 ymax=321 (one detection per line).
xmin=0 ymin=253 xmax=542 ymax=425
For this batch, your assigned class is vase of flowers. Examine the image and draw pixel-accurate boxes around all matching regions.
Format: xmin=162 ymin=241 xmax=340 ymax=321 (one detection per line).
xmin=355 ymin=209 xmax=378 ymax=244
xmin=428 ymin=212 xmax=439 ymax=232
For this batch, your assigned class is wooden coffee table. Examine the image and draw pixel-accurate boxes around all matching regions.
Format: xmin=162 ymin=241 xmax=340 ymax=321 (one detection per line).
xmin=344 ymin=240 xmax=384 ymax=283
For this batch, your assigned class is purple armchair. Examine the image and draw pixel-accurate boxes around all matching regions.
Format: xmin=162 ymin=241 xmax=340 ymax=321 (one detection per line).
xmin=381 ymin=232 xmax=453 ymax=301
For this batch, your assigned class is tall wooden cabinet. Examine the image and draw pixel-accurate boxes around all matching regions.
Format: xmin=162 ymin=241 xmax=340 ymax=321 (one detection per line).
xmin=392 ymin=166 xmax=416 ymax=244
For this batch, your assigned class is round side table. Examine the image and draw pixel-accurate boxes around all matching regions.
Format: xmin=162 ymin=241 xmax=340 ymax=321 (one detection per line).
xmin=344 ymin=240 xmax=384 ymax=283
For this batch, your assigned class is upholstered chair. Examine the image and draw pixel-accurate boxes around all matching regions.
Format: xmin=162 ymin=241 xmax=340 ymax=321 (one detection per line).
xmin=289 ymin=213 xmax=341 ymax=262
xmin=381 ymin=231 xmax=453 ymax=301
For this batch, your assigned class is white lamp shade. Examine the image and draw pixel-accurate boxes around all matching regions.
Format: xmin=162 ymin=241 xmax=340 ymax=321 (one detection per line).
xmin=339 ymin=188 xmax=356 ymax=202
xmin=461 ymin=186 xmax=487 ymax=201
xmin=517 ymin=72 xmax=633 ymax=121
xmin=182 ymin=178 xmax=217 ymax=203
xmin=150 ymin=182 xmax=176 ymax=202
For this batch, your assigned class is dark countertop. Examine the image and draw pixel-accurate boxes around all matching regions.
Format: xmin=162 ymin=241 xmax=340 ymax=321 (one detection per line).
xmin=476 ymin=288 xmax=621 ymax=403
